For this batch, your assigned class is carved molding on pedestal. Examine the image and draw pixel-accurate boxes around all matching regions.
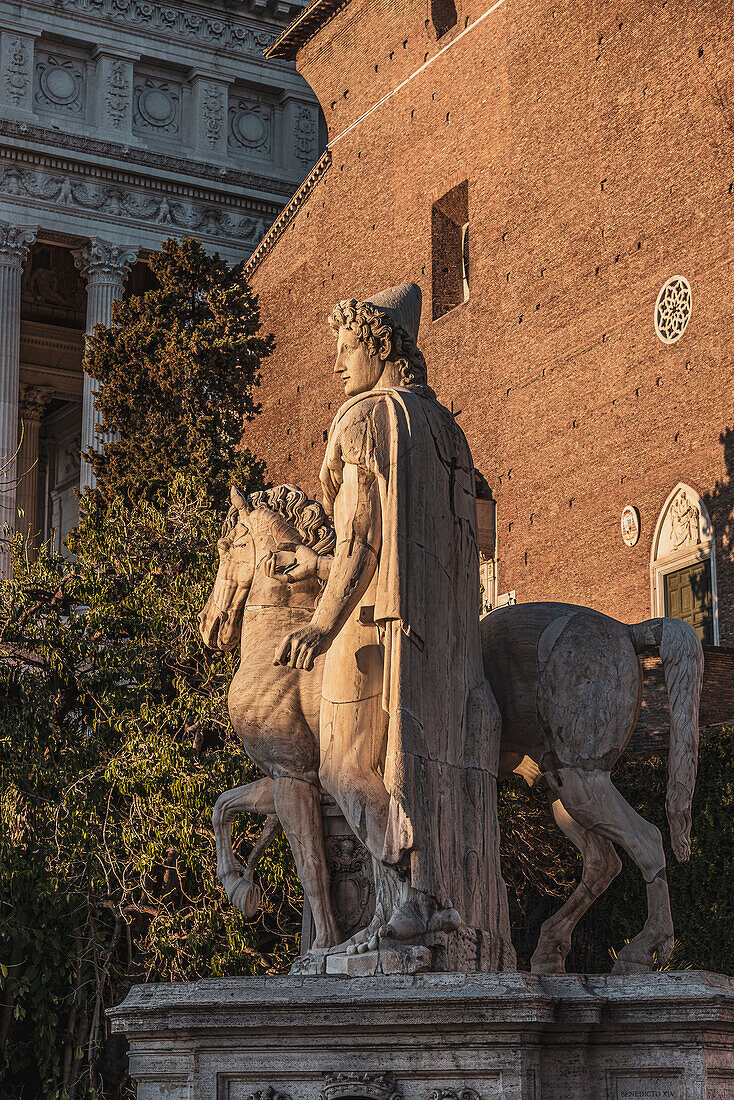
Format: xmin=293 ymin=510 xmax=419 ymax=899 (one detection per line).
xmin=246 ymin=1088 xmax=294 ymax=1100
xmin=321 ymin=1073 xmax=402 ymax=1100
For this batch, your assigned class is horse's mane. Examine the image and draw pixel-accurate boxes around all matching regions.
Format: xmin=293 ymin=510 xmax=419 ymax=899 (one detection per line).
xmin=225 ymin=484 xmax=336 ymax=555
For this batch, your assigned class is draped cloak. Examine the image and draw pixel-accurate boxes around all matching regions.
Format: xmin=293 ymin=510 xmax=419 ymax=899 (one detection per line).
xmin=320 ymin=385 xmax=513 ymax=952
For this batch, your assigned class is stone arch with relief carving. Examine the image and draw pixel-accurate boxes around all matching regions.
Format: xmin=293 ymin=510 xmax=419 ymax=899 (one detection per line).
xmin=650 ymin=482 xmax=718 ymax=644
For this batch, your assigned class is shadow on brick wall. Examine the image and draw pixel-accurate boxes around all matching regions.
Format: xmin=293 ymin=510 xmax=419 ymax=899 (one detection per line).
xmin=632 ymin=425 xmax=734 ymax=752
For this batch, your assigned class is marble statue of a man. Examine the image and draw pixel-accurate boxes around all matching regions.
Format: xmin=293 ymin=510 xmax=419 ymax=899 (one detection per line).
xmin=274 ymin=284 xmax=512 ymax=966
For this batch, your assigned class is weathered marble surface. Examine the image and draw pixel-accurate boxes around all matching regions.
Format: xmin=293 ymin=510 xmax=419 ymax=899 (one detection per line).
xmin=110 ymin=971 xmax=734 ymax=1100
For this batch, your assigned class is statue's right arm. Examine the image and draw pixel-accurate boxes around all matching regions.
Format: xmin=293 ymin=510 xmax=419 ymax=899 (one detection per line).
xmin=311 ymin=461 xmax=380 ymax=636
xmin=273 ymin=461 xmax=381 ymax=670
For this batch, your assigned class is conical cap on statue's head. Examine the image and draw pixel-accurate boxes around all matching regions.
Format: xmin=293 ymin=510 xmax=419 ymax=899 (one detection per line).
xmin=364 ymin=282 xmax=422 ymax=344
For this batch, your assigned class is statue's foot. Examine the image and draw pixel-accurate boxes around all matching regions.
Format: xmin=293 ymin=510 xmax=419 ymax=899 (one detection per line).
xmin=377 ymin=898 xmax=462 ymax=943
xmin=321 ymin=906 xmax=388 ymax=957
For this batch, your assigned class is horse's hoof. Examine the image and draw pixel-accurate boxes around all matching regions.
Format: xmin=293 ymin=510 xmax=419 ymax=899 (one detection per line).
xmin=530 ymin=949 xmax=566 ymax=975
xmin=225 ymin=875 xmax=261 ymax=919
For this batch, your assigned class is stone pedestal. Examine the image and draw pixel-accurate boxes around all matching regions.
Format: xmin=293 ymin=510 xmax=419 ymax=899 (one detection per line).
xmin=109 ymin=971 xmax=734 ymax=1100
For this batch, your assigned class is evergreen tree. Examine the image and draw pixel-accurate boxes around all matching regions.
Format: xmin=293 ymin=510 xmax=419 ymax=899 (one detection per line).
xmin=0 ymin=237 xmax=291 ymax=1098
xmin=83 ymin=237 xmax=272 ymax=508
xmin=0 ymin=487 xmax=300 ymax=1100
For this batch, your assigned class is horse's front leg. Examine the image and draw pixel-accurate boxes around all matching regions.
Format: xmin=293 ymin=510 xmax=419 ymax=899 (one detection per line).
xmin=213 ymin=778 xmax=275 ymax=918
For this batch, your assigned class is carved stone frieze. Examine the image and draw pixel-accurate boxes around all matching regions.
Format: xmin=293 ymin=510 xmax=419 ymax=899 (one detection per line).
xmin=294 ymin=104 xmax=317 ymax=168
xmin=31 ymin=0 xmax=278 ymax=55
xmin=4 ymin=35 xmax=31 ymax=108
xmin=246 ymin=1089 xmax=293 ymax=1100
xmin=670 ymin=488 xmax=701 ymax=551
xmin=0 ymin=118 xmax=297 ymax=199
xmin=229 ymin=97 xmax=272 ymax=157
xmin=321 ymin=1073 xmax=402 ymax=1100
xmin=325 ymin=832 xmax=374 ymax=942
xmin=35 ymin=52 xmax=85 ymax=115
xmin=0 ymin=165 xmax=270 ymax=244
xmin=201 ymin=85 xmax=225 ymax=150
xmin=134 ymin=76 xmax=180 ymax=136
xmin=429 ymin=1091 xmax=482 ymax=1100
xmin=105 ymin=59 xmax=131 ymax=130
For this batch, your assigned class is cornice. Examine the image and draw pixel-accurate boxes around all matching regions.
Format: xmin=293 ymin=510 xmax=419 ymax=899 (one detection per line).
xmin=1 ymin=140 xmax=285 ymax=215
xmin=0 ymin=120 xmax=298 ymax=201
xmin=20 ymin=0 xmax=291 ymax=57
xmin=243 ymin=147 xmax=330 ymax=278
xmin=265 ymin=0 xmax=351 ymax=60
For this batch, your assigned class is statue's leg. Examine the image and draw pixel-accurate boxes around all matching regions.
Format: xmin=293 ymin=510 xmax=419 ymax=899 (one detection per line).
xmin=547 ymin=768 xmax=675 ymax=973
xmin=272 ymin=775 xmax=340 ymax=949
xmin=530 ymin=794 xmax=622 ymax=974
xmin=319 ymin=696 xmax=396 ymax=949
xmin=319 ymin=694 xmax=390 ymax=863
xmin=213 ymin=778 xmax=274 ymax=918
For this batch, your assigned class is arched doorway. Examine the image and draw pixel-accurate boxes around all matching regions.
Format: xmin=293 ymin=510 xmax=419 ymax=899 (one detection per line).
xmin=650 ymin=483 xmax=718 ymax=644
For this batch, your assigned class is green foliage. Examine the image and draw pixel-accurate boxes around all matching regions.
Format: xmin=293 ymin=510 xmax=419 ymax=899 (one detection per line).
xmin=499 ymin=729 xmax=734 ymax=975
xmin=83 ymin=237 xmax=272 ymax=510
xmin=0 ymin=482 xmax=301 ymax=1099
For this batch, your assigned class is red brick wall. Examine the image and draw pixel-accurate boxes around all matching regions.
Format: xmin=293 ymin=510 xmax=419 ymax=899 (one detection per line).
xmin=246 ymin=0 xmax=734 ymax=641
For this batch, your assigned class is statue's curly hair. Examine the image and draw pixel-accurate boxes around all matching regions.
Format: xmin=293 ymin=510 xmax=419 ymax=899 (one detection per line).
xmin=328 ymin=298 xmax=428 ymax=386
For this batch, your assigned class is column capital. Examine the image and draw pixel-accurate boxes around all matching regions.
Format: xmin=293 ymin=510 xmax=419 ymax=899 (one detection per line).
xmin=19 ymin=383 xmax=53 ymax=423
xmin=72 ymin=238 xmax=138 ymax=288
xmin=0 ymin=221 xmax=38 ymax=270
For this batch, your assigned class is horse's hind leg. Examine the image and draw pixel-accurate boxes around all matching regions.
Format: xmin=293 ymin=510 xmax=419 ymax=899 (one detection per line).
xmin=213 ymin=777 xmax=275 ymax=918
xmin=531 ymin=796 xmax=622 ymax=974
xmin=548 ymin=768 xmax=675 ymax=973
xmin=273 ymin=777 xmax=340 ymax=949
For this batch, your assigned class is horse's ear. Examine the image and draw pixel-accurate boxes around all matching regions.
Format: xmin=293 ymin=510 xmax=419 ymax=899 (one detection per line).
xmin=230 ymin=484 xmax=251 ymax=514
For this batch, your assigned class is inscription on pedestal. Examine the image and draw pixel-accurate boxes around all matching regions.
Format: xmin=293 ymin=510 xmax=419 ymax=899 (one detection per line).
xmin=706 ymin=1075 xmax=734 ymax=1100
xmin=610 ymin=1072 xmax=681 ymax=1100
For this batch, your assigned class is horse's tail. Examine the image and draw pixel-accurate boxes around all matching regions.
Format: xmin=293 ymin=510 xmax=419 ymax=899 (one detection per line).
xmin=629 ymin=617 xmax=704 ymax=861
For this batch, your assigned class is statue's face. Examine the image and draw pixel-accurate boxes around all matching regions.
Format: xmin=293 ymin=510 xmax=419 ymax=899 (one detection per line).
xmin=334 ymin=325 xmax=383 ymax=396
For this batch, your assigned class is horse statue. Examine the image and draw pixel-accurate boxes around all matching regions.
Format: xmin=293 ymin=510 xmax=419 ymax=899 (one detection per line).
xmin=200 ymin=484 xmax=704 ymax=974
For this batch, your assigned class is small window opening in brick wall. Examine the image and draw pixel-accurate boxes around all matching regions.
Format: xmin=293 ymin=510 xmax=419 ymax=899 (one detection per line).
xmin=432 ymin=180 xmax=469 ymax=320
xmin=430 ymin=0 xmax=458 ymax=38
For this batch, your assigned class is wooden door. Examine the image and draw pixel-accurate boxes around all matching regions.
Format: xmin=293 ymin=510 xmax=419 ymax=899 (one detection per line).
xmin=663 ymin=559 xmax=714 ymax=643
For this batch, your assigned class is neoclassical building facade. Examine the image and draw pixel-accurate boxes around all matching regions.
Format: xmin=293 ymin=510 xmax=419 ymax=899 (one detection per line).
xmin=0 ymin=0 xmax=322 ymax=561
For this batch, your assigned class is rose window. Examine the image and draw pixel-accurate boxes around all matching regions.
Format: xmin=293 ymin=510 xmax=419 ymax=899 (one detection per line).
xmin=654 ymin=276 xmax=692 ymax=344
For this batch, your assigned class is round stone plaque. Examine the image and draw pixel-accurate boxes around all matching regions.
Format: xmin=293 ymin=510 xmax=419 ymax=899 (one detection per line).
xmin=621 ymin=505 xmax=640 ymax=547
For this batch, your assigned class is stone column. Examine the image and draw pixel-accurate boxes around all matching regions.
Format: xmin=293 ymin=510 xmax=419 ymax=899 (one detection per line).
xmin=0 ymin=220 xmax=37 ymax=572
xmin=72 ymin=238 xmax=137 ymax=493
xmin=16 ymin=384 xmax=51 ymax=549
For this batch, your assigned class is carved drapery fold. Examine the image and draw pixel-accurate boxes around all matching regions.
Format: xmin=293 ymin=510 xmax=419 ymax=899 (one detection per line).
xmin=72 ymin=237 xmax=138 ymax=492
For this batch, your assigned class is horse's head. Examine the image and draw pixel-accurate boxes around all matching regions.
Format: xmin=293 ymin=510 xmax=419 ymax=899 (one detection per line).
xmin=199 ymin=486 xmax=256 ymax=652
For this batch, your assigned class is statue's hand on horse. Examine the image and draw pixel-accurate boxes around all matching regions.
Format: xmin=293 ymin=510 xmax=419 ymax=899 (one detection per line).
xmin=273 ymin=621 xmax=333 ymax=671
xmin=265 ymin=543 xmax=323 ymax=584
